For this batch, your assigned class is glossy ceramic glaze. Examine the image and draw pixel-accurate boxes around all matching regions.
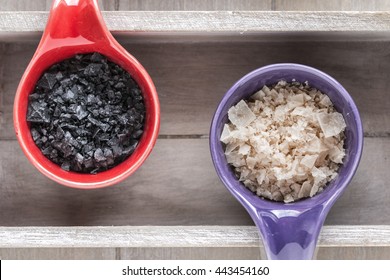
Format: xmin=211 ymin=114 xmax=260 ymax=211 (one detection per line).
xmin=210 ymin=64 xmax=363 ymax=259
xmin=14 ymin=0 xmax=160 ymax=189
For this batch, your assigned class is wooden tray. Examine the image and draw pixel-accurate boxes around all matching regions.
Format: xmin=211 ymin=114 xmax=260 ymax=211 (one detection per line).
xmin=0 ymin=11 xmax=389 ymax=259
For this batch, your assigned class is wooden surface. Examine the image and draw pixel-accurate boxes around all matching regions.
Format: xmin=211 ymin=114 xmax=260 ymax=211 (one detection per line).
xmin=0 ymin=35 xmax=390 ymax=261
xmin=2 ymin=0 xmax=390 ymax=11
xmin=115 ymin=0 xmax=273 ymax=11
xmin=0 ymin=137 xmax=388 ymax=226
xmin=2 ymin=11 xmax=390 ymax=32
xmin=2 ymin=246 xmax=390 ymax=260
xmin=1 ymin=226 xmax=389 ymax=259
xmin=0 ymin=0 xmax=389 ymax=260
xmin=1 ymin=40 xmax=389 ymax=139
xmin=275 ymin=0 xmax=390 ymax=11
xmin=0 ymin=248 xmax=117 ymax=260
xmin=1 ymin=226 xmax=389 ymax=247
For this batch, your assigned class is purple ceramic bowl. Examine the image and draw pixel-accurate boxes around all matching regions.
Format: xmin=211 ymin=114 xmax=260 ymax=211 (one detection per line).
xmin=210 ymin=64 xmax=363 ymax=260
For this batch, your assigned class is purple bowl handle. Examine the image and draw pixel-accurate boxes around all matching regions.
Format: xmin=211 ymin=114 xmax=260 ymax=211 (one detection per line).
xmin=209 ymin=64 xmax=364 ymax=260
xmin=254 ymin=206 xmax=327 ymax=260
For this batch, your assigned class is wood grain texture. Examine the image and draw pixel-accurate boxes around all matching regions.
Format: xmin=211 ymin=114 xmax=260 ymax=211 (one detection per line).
xmin=0 ymin=139 xmax=250 ymax=226
xmin=117 ymin=0 xmax=272 ymax=10
xmin=121 ymin=246 xmax=390 ymax=260
xmin=0 ymin=247 xmax=261 ymax=260
xmin=119 ymin=246 xmax=390 ymax=260
xmin=1 ymin=39 xmax=389 ymax=139
xmin=0 ymin=0 xmax=272 ymax=11
xmin=275 ymin=0 xmax=390 ymax=11
xmin=3 ymin=0 xmax=390 ymax=12
xmin=0 ymin=0 xmax=51 ymax=11
xmin=316 ymin=247 xmax=390 ymax=260
xmin=119 ymin=247 xmax=262 ymax=260
xmin=1 ymin=246 xmax=389 ymax=260
xmin=2 ymin=11 xmax=390 ymax=32
xmin=0 ymin=0 xmax=115 ymax=11
xmin=0 ymin=248 xmax=117 ymax=259
xmin=1 ymin=226 xmax=389 ymax=248
xmin=0 ymin=138 xmax=389 ymax=226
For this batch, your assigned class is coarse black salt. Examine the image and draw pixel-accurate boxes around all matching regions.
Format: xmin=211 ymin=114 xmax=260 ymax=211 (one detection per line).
xmin=27 ymin=53 xmax=145 ymax=174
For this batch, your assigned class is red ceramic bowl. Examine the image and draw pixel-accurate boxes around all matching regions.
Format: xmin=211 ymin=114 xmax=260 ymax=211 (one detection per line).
xmin=13 ymin=0 xmax=160 ymax=189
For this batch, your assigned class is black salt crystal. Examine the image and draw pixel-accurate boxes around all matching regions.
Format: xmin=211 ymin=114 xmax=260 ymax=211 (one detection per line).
xmin=53 ymin=106 xmax=61 ymax=117
xmin=63 ymin=89 xmax=75 ymax=102
xmin=75 ymin=105 xmax=88 ymax=120
xmin=30 ymin=128 xmax=40 ymax=141
xmin=55 ymin=72 xmax=63 ymax=81
xmin=84 ymin=158 xmax=94 ymax=169
xmin=132 ymin=129 xmax=144 ymax=139
xmin=84 ymin=63 xmax=103 ymax=76
xmin=94 ymin=148 xmax=105 ymax=162
xmin=114 ymin=82 xmax=125 ymax=89
xmin=29 ymin=93 xmax=40 ymax=101
xmin=27 ymin=52 xmax=145 ymax=174
xmin=38 ymin=73 xmax=57 ymax=90
xmin=27 ymin=101 xmax=51 ymax=123
xmin=42 ymin=146 xmax=52 ymax=156
xmin=61 ymin=162 xmax=71 ymax=171
xmin=90 ymin=52 xmax=104 ymax=62
xmin=104 ymin=148 xmax=114 ymax=165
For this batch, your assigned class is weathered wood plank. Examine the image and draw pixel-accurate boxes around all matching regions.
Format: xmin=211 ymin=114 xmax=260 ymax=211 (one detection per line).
xmin=119 ymin=247 xmax=262 ymax=260
xmin=117 ymin=0 xmax=272 ymax=11
xmin=0 ymin=138 xmax=389 ymax=226
xmin=2 ymin=11 xmax=390 ymax=32
xmin=4 ymin=0 xmax=390 ymax=12
xmin=0 ymin=226 xmax=389 ymax=248
xmin=275 ymin=0 xmax=390 ymax=11
xmin=316 ymin=247 xmax=390 ymax=260
xmin=0 ymin=0 xmax=272 ymax=12
xmin=120 ymin=246 xmax=390 ymax=260
xmin=0 ymin=0 xmax=50 ymax=11
xmin=0 ymin=0 xmax=115 ymax=11
xmin=0 ymin=248 xmax=117 ymax=259
xmin=0 ymin=139 xmax=250 ymax=226
xmin=1 ymin=39 xmax=390 ymax=139
xmin=1 ymin=245 xmax=389 ymax=260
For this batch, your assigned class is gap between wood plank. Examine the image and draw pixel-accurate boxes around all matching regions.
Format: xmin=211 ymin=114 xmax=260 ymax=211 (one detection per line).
xmin=0 ymin=226 xmax=389 ymax=248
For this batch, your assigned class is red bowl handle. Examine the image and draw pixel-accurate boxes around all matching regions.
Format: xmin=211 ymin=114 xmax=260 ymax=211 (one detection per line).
xmin=37 ymin=0 xmax=112 ymax=54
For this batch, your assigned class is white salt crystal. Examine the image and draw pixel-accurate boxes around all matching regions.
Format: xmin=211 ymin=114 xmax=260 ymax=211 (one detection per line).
xmin=238 ymin=144 xmax=251 ymax=155
xmin=225 ymin=142 xmax=240 ymax=154
xmin=256 ymin=169 xmax=267 ymax=185
xmin=300 ymin=155 xmax=318 ymax=169
xmin=262 ymin=85 xmax=271 ymax=94
xmin=251 ymin=90 xmax=265 ymax=100
xmin=228 ymin=100 xmax=256 ymax=128
xmin=319 ymin=95 xmax=332 ymax=107
xmin=312 ymin=166 xmax=326 ymax=178
xmin=298 ymin=181 xmax=312 ymax=198
xmin=317 ymin=112 xmax=346 ymax=138
xmin=310 ymin=183 xmax=320 ymax=197
xmin=289 ymin=93 xmax=304 ymax=105
xmin=246 ymin=157 xmax=257 ymax=170
xmin=220 ymin=124 xmax=232 ymax=144
xmin=329 ymin=146 xmax=345 ymax=164
xmin=284 ymin=194 xmax=294 ymax=203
